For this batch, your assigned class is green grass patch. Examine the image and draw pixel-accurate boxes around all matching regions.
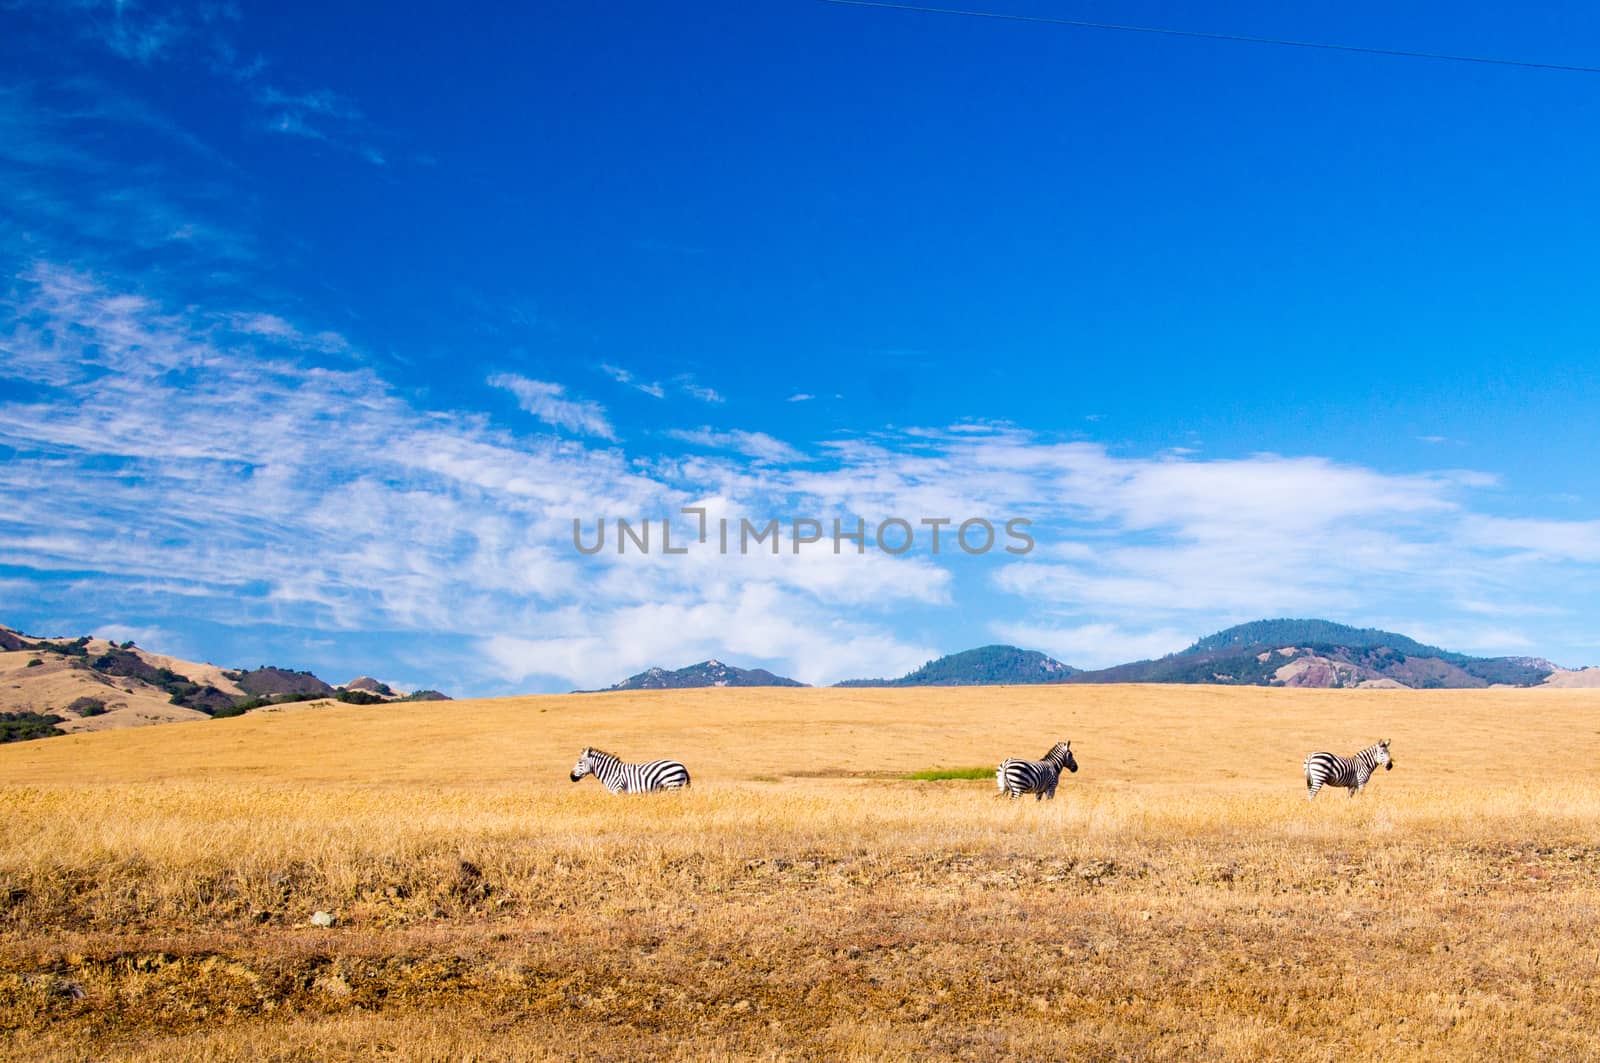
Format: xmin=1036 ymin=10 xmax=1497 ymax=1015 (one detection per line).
xmin=905 ymin=767 xmax=994 ymax=781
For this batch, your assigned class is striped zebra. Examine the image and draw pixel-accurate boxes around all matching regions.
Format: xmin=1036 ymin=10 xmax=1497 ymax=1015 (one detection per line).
xmin=569 ymin=747 xmax=691 ymax=794
xmin=1303 ymin=739 xmax=1393 ymax=799
xmin=996 ymin=741 xmax=1078 ymax=800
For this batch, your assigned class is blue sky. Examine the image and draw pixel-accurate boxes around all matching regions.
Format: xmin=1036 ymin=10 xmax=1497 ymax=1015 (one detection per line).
xmin=3 ymin=0 xmax=1599 ymax=695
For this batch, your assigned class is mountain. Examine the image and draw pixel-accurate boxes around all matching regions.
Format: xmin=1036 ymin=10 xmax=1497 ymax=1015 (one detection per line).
xmin=601 ymin=659 xmax=806 ymax=691
xmin=837 ymin=645 xmax=1078 ymax=688
xmin=1065 ymin=619 xmax=1557 ymax=689
xmin=0 ymin=623 xmax=449 ymax=742
xmin=1181 ymin=620 xmax=1449 ymax=658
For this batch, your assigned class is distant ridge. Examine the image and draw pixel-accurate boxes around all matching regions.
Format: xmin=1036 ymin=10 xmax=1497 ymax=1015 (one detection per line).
xmin=828 ymin=621 xmax=1562 ymax=690
xmin=0 ymin=622 xmax=451 ymax=743
xmin=600 ymin=659 xmax=807 ymax=692
xmin=837 ymin=645 xmax=1077 ymax=688
xmin=1181 ymin=619 xmax=1448 ymax=658
xmin=1066 ymin=618 xmax=1556 ymax=689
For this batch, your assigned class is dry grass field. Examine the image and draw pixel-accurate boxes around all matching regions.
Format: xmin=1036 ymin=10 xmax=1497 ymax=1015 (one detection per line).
xmin=4 ymin=684 xmax=1600 ymax=1060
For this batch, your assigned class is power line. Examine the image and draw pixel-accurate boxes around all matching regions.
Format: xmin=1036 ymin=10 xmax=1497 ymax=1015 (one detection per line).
xmin=815 ymin=0 xmax=1600 ymax=75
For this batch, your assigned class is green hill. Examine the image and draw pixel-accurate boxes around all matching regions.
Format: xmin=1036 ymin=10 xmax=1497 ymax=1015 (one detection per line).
xmin=836 ymin=645 xmax=1077 ymax=688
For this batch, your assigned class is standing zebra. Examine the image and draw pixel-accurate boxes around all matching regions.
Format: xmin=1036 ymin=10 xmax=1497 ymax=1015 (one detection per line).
xmin=996 ymin=740 xmax=1078 ymax=800
xmin=569 ymin=747 xmax=691 ymax=794
xmin=1303 ymin=739 xmax=1393 ymax=799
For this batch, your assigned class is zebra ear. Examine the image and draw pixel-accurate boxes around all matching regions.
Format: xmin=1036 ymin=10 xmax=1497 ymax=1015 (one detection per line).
xmin=1379 ymin=739 xmax=1390 ymax=748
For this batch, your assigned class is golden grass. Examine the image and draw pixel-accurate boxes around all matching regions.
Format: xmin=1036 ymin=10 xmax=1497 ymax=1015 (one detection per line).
xmin=3 ymin=684 xmax=1600 ymax=1060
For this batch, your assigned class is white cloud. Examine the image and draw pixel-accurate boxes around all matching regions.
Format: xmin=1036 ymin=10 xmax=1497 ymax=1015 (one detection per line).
xmin=1460 ymin=516 xmax=1600 ymax=563
xmin=487 ymin=373 xmax=616 ymax=440
xmin=665 ymin=427 xmax=804 ymax=464
xmin=484 ymin=582 xmax=938 ymax=689
xmin=987 ymin=621 xmax=1191 ymax=671
xmin=229 ymin=312 xmax=349 ymax=352
xmin=788 ymin=393 xmax=814 ymax=402
xmin=93 ymin=622 xmax=183 ymax=653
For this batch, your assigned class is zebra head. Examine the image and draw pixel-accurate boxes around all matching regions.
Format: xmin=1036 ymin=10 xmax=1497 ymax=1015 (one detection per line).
xmin=570 ymin=748 xmax=594 ymax=782
xmin=1377 ymin=738 xmax=1393 ymax=770
xmin=1045 ymin=741 xmax=1078 ymax=773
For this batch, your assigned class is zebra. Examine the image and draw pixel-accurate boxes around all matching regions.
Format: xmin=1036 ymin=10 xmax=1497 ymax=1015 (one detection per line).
xmin=569 ymin=747 xmax=691 ymax=794
xmin=1303 ymin=739 xmax=1393 ymax=799
xmin=996 ymin=740 xmax=1078 ymax=800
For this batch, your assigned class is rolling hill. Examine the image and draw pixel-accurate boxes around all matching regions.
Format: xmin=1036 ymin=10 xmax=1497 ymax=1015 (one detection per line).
xmin=599 ymin=659 xmax=806 ymax=691
xmin=0 ymin=624 xmax=448 ymax=741
xmin=830 ymin=620 xmax=1576 ymax=691
xmin=836 ymin=645 xmax=1077 ymax=687
xmin=1064 ymin=619 xmax=1559 ymax=689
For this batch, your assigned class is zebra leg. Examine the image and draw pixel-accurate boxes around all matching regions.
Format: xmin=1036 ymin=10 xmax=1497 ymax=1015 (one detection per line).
xmin=1306 ymin=779 xmax=1321 ymax=800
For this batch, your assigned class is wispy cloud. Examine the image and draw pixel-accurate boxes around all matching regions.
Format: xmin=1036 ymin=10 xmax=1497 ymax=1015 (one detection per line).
xmin=0 ymin=264 xmax=955 ymax=690
xmin=252 ymin=84 xmax=381 ymax=160
xmin=787 ymin=393 xmax=814 ymax=402
xmin=15 ymin=1 xmax=392 ymax=166
xmin=6 ymin=265 xmax=1600 ymax=690
xmin=0 ymin=82 xmax=257 ymax=267
xmin=675 ymin=375 xmax=724 ymax=404
xmin=228 ymin=312 xmax=349 ymax=353
xmin=64 ymin=0 xmax=193 ymax=64
xmin=255 ymin=86 xmax=360 ymax=119
xmin=487 ymin=373 xmax=616 ymax=440
xmin=604 ymin=365 xmax=722 ymax=405
xmin=265 ymin=111 xmax=324 ymax=140
xmin=601 ymin=363 xmax=666 ymax=398
xmin=665 ymin=427 xmax=804 ymax=464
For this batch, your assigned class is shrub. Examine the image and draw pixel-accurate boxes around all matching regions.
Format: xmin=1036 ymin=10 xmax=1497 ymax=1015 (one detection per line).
xmin=26 ymin=658 xmax=43 ymax=668
xmin=67 ymin=697 xmax=108 ymax=717
xmin=0 ymin=711 xmax=64 ymax=743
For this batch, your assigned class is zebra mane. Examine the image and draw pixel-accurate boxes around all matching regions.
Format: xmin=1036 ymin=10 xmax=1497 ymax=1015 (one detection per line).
xmin=584 ymin=747 xmax=620 ymax=762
